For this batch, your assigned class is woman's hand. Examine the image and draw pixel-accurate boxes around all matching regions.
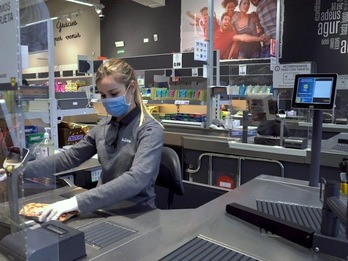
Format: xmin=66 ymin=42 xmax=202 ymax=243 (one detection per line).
xmin=38 ymin=197 xmax=79 ymax=222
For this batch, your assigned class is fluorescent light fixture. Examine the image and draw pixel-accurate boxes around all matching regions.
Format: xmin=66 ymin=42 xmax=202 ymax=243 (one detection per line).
xmin=66 ymin=0 xmax=94 ymax=7
xmin=21 ymin=17 xmax=58 ymax=27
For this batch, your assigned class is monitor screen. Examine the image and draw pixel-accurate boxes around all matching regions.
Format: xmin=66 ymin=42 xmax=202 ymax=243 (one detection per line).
xmin=78 ymin=60 xmax=91 ymax=74
xmin=292 ymin=74 xmax=337 ymax=110
xmin=247 ymin=93 xmax=277 ymax=121
xmin=93 ymin=60 xmax=104 ymax=73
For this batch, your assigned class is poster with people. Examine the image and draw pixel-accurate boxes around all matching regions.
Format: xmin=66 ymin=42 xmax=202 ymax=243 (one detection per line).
xmin=181 ymin=0 xmax=277 ymax=61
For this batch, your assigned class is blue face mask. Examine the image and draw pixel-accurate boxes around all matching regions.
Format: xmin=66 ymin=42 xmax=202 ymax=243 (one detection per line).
xmin=102 ymin=88 xmax=131 ymax=117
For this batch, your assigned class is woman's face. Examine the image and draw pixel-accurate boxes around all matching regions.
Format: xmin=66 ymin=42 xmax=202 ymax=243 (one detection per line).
xmin=239 ymin=0 xmax=250 ymax=13
xmin=225 ymin=2 xmax=236 ymax=16
xmin=98 ymin=75 xmax=134 ymax=102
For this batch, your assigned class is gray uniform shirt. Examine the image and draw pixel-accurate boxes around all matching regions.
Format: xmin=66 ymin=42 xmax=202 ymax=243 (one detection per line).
xmin=24 ymin=106 xmax=164 ymax=213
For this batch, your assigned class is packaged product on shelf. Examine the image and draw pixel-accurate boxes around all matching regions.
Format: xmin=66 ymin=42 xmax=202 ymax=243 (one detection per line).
xmin=38 ymin=127 xmax=55 ymax=158
xmin=26 ymin=133 xmax=44 ymax=148
xmin=58 ymin=121 xmax=89 ymax=148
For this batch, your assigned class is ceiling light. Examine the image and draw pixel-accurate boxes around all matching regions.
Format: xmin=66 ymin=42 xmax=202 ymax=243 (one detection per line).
xmin=95 ymin=6 xmax=102 ymax=14
xmin=65 ymin=0 xmax=94 ymax=7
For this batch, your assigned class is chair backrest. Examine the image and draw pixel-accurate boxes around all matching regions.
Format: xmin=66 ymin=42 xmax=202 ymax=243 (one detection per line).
xmin=156 ymin=146 xmax=184 ymax=209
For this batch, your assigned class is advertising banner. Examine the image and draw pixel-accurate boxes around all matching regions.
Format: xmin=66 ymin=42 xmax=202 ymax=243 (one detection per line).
xmin=181 ymin=0 xmax=277 ymax=61
xmin=281 ymin=0 xmax=348 ymax=74
xmin=0 ymin=0 xmax=19 ymax=90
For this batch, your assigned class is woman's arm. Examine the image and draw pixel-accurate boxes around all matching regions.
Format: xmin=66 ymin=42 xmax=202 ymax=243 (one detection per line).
xmin=228 ymin=41 xmax=239 ymax=59
xmin=233 ymin=33 xmax=263 ymax=43
xmin=24 ymin=127 xmax=98 ymax=179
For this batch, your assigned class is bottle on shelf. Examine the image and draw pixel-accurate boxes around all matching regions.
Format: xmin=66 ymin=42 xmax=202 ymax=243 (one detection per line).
xmin=38 ymin=127 xmax=55 ymax=159
xmin=225 ymin=108 xmax=242 ymax=142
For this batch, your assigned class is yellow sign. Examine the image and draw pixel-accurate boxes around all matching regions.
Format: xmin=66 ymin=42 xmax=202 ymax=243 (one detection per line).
xmin=10 ymin=77 xmax=16 ymax=87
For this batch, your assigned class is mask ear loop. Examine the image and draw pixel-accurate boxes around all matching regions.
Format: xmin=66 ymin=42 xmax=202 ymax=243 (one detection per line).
xmin=125 ymin=83 xmax=134 ymax=106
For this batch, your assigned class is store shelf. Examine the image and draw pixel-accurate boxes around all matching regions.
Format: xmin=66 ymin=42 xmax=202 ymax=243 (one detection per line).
xmin=161 ymin=120 xmax=205 ymax=128
xmin=26 ymin=75 xmax=93 ymax=82
xmin=25 ymin=108 xmax=95 ymax=124
xmin=145 ymin=99 xmax=205 ymax=105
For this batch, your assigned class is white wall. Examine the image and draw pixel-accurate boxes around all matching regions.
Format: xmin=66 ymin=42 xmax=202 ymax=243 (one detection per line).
xmin=22 ymin=0 xmax=101 ymax=73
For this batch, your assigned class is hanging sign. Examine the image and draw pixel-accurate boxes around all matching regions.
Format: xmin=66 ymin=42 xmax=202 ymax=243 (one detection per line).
xmin=272 ymin=62 xmax=314 ymax=89
xmin=194 ymin=39 xmax=207 ymax=61
xmin=0 ymin=0 xmax=19 ymax=90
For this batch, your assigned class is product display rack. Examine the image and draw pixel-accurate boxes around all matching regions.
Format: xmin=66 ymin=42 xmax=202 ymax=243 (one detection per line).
xmin=22 ymin=20 xmax=96 ymax=149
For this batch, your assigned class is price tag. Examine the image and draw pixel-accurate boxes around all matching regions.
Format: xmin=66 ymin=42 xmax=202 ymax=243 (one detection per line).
xmin=175 ymin=100 xmax=190 ymax=105
xmin=91 ymin=169 xmax=102 ymax=182
xmin=173 ymin=53 xmax=182 ymax=69
xmin=239 ymin=65 xmax=247 ymax=75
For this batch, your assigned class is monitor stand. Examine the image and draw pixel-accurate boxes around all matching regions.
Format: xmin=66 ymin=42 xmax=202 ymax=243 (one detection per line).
xmin=308 ymin=110 xmax=323 ymax=187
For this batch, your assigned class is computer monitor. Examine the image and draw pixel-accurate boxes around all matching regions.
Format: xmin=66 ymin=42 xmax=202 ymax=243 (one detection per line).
xmin=93 ymin=60 xmax=104 ymax=73
xmin=78 ymin=59 xmax=104 ymax=74
xmin=292 ymin=73 xmax=337 ymax=110
xmin=247 ymin=93 xmax=278 ymax=121
xmin=78 ymin=60 xmax=91 ymax=74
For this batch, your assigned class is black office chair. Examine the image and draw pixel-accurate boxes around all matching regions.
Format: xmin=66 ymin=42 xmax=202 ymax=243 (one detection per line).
xmin=155 ymin=146 xmax=185 ymax=209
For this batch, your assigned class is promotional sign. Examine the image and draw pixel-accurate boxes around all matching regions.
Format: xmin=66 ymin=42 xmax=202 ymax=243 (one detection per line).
xmin=181 ymin=0 xmax=277 ymax=61
xmin=0 ymin=0 xmax=19 ymax=90
xmin=281 ymin=0 xmax=348 ymax=74
xmin=194 ymin=39 xmax=207 ymax=61
xmin=272 ymin=63 xmax=314 ymax=89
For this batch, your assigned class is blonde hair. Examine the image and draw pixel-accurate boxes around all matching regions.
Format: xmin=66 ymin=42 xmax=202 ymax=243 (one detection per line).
xmin=96 ymin=58 xmax=161 ymax=127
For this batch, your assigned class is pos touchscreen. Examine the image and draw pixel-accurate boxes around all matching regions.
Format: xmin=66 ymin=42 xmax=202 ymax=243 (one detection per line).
xmin=291 ymin=73 xmax=337 ymax=110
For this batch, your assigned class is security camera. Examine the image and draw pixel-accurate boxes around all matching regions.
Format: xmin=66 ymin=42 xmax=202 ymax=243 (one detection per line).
xmin=99 ymin=13 xmax=105 ymax=20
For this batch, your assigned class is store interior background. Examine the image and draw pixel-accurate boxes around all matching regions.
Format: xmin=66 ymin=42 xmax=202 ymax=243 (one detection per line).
xmin=25 ymin=0 xmax=348 ymax=73
xmin=19 ymin=0 xmax=348 ymax=191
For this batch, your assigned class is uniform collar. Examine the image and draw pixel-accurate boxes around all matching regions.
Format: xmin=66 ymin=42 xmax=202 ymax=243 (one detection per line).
xmin=107 ymin=106 xmax=141 ymax=126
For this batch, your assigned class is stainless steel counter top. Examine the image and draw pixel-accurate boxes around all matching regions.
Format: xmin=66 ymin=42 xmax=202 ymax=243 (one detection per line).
xmin=96 ymin=175 xmax=339 ymax=260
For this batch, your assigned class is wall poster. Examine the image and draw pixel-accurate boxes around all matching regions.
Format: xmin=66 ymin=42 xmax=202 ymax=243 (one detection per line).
xmin=181 ymin=0 xmax=278 ymax=61
xmin=281 ymin=0 xmax=348 ymax=74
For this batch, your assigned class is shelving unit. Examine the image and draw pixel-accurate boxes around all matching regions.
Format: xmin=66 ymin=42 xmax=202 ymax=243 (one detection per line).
xmin=21 ymin=21 xmax=97 ymax=149
xmin=26 ymin=75 xmax=93 ymax=84
xmin=25 ymin=107 xmax=95 ymax=124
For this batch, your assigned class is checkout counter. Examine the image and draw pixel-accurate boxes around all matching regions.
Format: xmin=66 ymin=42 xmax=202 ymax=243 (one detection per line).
xmin=163 ymin=122 xmax=347 ymax=187
xmin=0 ymin=174 xmax=346 ymax=260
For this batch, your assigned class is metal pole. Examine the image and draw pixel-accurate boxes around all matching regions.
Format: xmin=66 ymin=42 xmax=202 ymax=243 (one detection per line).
xmin=309 ymin=110 xmax=323 ymax=187
xmin=47 ymin=20 xmax=58 ymax=149
xmin=206 ymin=0 xmax=214 ymax=128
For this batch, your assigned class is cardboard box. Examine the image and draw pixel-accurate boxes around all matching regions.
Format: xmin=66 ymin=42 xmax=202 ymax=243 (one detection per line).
xmin=58 ymin=128 xmax=85 ymax=148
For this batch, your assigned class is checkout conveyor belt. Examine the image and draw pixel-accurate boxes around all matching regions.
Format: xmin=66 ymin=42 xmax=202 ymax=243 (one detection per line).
xmin=0 ymin=175 xmax=346 ymax=260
